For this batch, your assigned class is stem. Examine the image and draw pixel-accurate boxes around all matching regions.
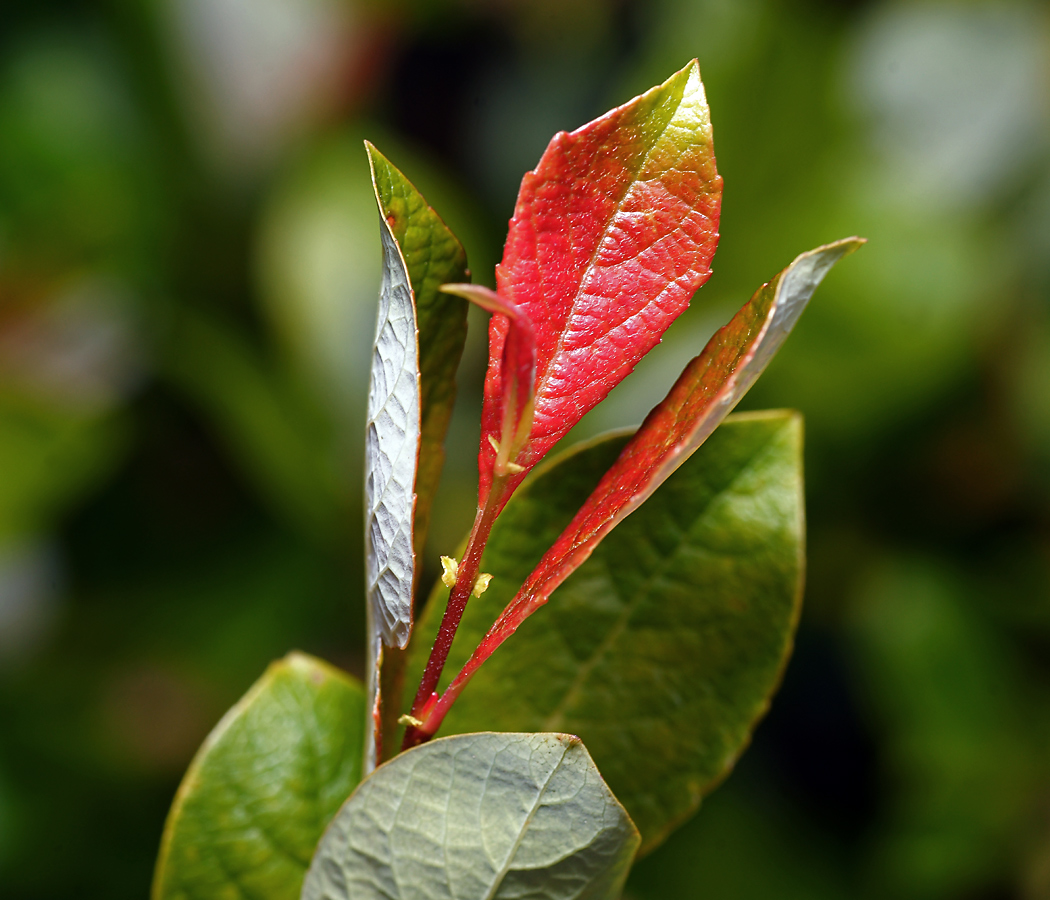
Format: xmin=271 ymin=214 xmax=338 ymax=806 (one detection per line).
xmin=406 ymin=583 xmax=540 ymax=745
xmin=377 ymin=644 xmax=407 ymax=763
xmin=402 ymin=477 xmax=507 ymax=749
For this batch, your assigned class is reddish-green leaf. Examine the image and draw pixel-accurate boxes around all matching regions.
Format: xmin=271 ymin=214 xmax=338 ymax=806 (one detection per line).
xmin=477 ymin=59 xmax=722 ymax=509
xmin=420 ymin=238 xmax=862 ymax=733
xmin=404 ymin=61 xmax=721 ymax=734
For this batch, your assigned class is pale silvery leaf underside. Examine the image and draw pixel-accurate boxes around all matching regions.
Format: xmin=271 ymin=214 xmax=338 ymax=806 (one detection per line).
xmin=302 ymin=733 xmax=640 ymax=900
xmin=364 ymin=219 xmax=420 ymax=767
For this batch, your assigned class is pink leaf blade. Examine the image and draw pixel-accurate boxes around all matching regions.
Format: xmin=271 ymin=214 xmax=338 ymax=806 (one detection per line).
xmin=421 ymin=237 xmax=864 ymax=733
xmin=478 ymin=59 xmax=723 ymax=508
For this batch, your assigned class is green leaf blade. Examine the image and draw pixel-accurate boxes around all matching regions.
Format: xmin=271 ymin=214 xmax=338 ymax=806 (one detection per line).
xmin=302 ymin=732 xmax=640 ymax=900
xmin=366 ymin=142 xmax=469 ymax=564
xmin=408 ymin=411 xmax=804 ymax=853
xmin=365 ymin=142 xmax=470 ymax=764
xmin=153 ymin=652 xmax=366 ymax=900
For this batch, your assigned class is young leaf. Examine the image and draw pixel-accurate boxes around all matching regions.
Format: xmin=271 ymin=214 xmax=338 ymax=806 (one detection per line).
xmin=367 ymin=143 xmax=469 ymax=562
xmin=431 ymin=239 xmax=861 ymax=703
xmin=364 ymin=144 xmax=469 ymax=766
xmin=407 ymin=412 xmax=803 ymax=853
xmin=301 ymin=732 xmax=640 ymax=900
xmin=153 ymin=653 xmax=365 ymax=900
xmin=477 ymin=58 xmax=722 ymax=508
xmin=403 ymin=61 xmax=723 ymax=731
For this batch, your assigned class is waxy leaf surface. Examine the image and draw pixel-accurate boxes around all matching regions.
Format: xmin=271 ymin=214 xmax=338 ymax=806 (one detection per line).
xmin=153 ymin=653 xmax=365 ymax=900
xmin=408 ymin=413 xmax=803 ymax=852
xmin=364 ymin=202 xmax=418 ymax=652
xmin=368 ymin=143 xmax=469 ymax=562
xmin=364 ymin=144 xmax=469 ymax=765
xmin=478 ymin=58 xmax=722 ymax=506
xmin=469 ymin=239 xmax=861 ymax=657
xmin=302 ymin=732 xmax=639 ymax=900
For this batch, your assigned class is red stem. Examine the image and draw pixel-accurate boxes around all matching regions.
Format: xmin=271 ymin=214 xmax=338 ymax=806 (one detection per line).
xmin=402 ymin=478 xmax=506 ymax=750
xmin=407 ymin=576 xmax=544 ymax=743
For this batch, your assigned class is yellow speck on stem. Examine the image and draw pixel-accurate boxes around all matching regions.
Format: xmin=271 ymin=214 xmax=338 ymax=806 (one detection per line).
xmin=398 ymin=714 xmax=423 ymax=728
xmin=440 ymin=556 xmax=459 ymax=588
xmin=472 ymin=573 xmax=493 ymax=597
xmin=487 ymin=435 xmax=500 ymax=453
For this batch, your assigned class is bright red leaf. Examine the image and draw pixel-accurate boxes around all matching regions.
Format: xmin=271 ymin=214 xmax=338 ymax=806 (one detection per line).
xmin=476 ymin=58 xmax=722 ymax=510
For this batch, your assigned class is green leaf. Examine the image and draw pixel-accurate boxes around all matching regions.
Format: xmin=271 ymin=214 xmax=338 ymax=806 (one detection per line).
xmin=365 ymin=142 xmax=470 ymax=765
xmin=366 ymin=141 xmax=469 ymax=563
xmin=302 ymin=732 xmax=640 ymax=900
xmin=153 ymin=652 xmax=366 ymax=900
xmin=407 ymin=411 xmax=804 ymax=853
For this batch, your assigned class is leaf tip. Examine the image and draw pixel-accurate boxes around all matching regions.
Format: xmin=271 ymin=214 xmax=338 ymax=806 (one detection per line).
xmin=667 ymin=57 xmax=704 ymax=100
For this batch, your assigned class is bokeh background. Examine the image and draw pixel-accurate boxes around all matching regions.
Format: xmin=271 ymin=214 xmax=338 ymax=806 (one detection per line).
xmin=1 ymin=0 xmax=1049 ymax=896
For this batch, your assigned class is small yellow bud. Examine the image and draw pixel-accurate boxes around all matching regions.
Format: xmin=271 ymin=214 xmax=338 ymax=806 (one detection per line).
xmin=504 ymin=461 xmax=526 ymax=474
xmin=487 ymin=434 xmax=500 ymax=453
xmin=398 ymin=714 xmax=423 ymax=728
xmin=472 ymin=572 xmax=494 ymax=597
xmin=440 ymin=556 xmax=459 ymax=588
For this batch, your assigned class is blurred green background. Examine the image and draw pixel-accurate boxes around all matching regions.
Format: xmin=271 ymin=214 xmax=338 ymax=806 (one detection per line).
xmin=1 ymin=0 xmax=1049 ymax=896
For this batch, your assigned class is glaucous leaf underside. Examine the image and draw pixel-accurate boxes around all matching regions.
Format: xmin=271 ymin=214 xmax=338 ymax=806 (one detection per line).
xmin=364 ymin=144 xmax=470 ymax=766
xmin=302 ymin=732 xmax=640 ymax=900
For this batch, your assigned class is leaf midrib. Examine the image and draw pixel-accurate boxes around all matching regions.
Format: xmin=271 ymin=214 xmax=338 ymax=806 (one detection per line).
xmin=480 ymin=741 xmax=571 ymax=900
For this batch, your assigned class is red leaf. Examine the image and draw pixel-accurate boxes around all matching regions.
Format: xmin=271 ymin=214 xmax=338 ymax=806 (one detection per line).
xmin=477 ymin=59 xmax=722 ymax=509
xmin=417 ymin=237 xmax=864 ymax=737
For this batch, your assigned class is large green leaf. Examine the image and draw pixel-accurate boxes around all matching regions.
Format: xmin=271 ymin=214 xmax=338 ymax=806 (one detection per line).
xmin=302 ymin=732 xmax=640 ymax=900
xmin=407 ymin=411 xmax=804 ymax=853
xmin=153 ymin=652 xmax=366 ymax=900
